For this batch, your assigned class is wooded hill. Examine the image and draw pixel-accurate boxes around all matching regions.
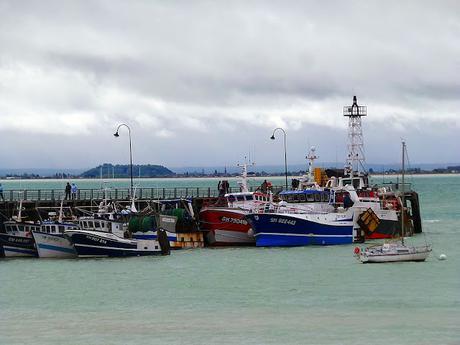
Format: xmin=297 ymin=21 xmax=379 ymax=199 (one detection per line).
xmin=80 ymin=164 xmax=175 ymax=178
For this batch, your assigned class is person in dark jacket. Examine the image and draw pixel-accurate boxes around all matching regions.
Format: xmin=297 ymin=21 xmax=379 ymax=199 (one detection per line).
xmin=65 ymin=182 xmax=71 ymax=200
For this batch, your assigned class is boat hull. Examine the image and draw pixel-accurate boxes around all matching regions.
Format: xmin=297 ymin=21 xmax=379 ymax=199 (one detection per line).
xmin=359 ymin=245 xmax=431 ymax=263
xmin=65 ymin=230 xmax=165 ymax=257
xmin=245 ymin=213 xmax=354 ymax=247
xmin=33 ymin=232 xmax=77 ymax=258
xmin=0 ymin=233 xmax=37 ymax=257
xmin=199 ymin=207 xmax=254 ymax=246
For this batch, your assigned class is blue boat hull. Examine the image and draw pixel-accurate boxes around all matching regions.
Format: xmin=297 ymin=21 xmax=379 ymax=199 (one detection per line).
xmin=0 ymin=233 xmax=38 ymax=257
xmin=66 ymin=232 xmax=163 ymax=257
xmin=245 ymin=213 xmax=354 ymax=247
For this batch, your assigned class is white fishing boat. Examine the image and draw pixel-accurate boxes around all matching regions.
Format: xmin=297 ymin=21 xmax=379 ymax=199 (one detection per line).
xmin=33 ymin=201 xmax=79 ymax=258
xmin=356 ymin=141 xmax=431 ymax=263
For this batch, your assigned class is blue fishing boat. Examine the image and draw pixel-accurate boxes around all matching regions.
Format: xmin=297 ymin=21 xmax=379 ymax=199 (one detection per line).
xmin=65 ymin=214 xmax=170 ymax=257
xmin=245 ymin=209 xmax=355 ymax=246
xmin=0 ymin=220 xmax=40 ymax=257
xmin=0 ymin=200 xmax=41 ymax=257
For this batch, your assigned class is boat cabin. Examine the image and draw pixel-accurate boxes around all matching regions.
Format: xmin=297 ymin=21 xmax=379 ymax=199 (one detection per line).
xmin=225 ymin=192 xmax=269 ymax=206
xmin=78 ymin=216 xmax=126 ymax=236
xmin=40 ymin=222 xmax=80 ymax=234
xmin=3 ymin=221 xmax=40 ymax=235
xmin=326 ymin=174 xmax=369 ymax=190
xmin=279 ymin=190 xmax=330 ymax=203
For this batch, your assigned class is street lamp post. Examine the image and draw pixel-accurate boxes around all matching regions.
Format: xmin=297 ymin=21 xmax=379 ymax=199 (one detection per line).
xmin=270 ymin=127 xmax=288 ymax=190
xmin=114 ymin=123 xmax=134 ymax=198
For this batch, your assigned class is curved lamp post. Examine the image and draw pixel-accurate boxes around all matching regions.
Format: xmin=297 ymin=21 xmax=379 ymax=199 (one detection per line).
xmin=270 ymin=127 xmax=288 ymax=190
xmin=114 ymin=123 xmax=134 ymax=198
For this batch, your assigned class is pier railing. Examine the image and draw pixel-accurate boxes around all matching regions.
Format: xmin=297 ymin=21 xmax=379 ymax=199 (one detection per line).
xmin=1 ymin=186 xmax=284 ymax=202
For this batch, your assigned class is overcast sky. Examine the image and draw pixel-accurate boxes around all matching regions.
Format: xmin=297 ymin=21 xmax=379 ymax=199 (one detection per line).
xmin=0 ymin=0 xmax=459 ymax=169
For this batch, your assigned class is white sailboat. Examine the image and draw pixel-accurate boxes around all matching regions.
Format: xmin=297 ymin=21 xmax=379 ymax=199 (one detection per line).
xmin=356 ymin=141 xmax=431 ymax=263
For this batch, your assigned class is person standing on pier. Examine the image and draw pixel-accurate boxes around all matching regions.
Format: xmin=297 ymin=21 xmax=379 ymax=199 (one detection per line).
xmin=71 ymin=183 xmax=78 ymax=200
xmin=65 ymin=182 xmax=71 ymax=200
xmin=0 ymin=183 xmax=4 ymax=201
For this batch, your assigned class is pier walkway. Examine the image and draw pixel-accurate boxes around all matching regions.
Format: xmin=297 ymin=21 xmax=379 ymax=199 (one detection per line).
xmin=0 ymin=186 xmax=283 ymax=203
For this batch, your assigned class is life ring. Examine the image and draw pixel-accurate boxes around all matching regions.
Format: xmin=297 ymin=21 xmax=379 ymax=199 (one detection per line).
xmin=354 ymin=247 xmax=360 ymax=255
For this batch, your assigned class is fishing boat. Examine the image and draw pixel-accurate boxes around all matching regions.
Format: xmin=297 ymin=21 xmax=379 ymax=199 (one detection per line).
xmin=0 ymin=200 xmax=40 ymax=257
xmin=65 ymin=214 xmax=170 ymax=257
xmin=32 ymin=201 xmax=79 ymax=258
xmin=245 ymin=185 xmax=366 ymax=247
xmin=199 ymin=161 xmax=270 ymax=246
xmin=65 ymin=196 xmax=170 ymax=258
xmin=0 ymin=220 xmax=40 ymax=257
xmin=33 ymin=222 xmax=79 ymax=258
xmin=356 ymin=141 xmax=431 ymax=263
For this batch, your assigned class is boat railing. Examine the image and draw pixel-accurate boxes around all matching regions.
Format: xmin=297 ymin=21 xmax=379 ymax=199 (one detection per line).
xmin=0 ymin=185 xmax=285 ymax=202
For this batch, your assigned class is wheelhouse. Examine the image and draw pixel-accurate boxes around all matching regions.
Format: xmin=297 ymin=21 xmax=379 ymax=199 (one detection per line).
xmin=3 ymin=221 xmax=40 ymax=234
xmin=225 ymin=192 xmax=269 ymax=204
xmin=78 ymin=217 xmax=125 ymax=234
xmin=279 ymin=190 xmax=330 ymax=203
xmin=40 ymin=222 xmax=79 ymax=234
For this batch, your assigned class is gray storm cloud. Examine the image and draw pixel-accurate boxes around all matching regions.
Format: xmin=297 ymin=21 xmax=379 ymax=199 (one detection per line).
xmin=0 ymin=0 xmax=459 ymax=168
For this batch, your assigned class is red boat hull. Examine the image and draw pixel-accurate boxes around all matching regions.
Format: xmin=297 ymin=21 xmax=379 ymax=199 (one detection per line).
xmin=199 ymin=207 xmax=255 ymax=246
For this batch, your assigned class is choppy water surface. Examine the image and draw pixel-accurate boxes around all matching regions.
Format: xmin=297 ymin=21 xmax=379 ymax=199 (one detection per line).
xmin=1 ymin=175 xmax=459 ymax=345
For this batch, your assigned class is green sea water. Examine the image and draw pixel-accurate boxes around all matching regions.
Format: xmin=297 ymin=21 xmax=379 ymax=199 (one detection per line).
xmin=0 ymin=175 xmax=459 ymax=345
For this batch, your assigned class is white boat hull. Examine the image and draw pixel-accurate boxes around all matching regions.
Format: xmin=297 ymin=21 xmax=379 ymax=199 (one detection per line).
xmin=359 ymin=244 xmax=431 ymax=263
xmin=213 ymin=229 xmax=255 ymax=244
xmin=33 ymin=232 xmax=77 ymax=258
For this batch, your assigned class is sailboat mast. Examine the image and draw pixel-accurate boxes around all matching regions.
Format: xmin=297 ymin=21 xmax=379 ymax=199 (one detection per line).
xmin=401 ymin=140 xmax=405 ymax=244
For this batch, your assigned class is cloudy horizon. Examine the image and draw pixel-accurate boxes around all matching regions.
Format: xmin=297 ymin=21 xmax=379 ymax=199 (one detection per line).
xmin=1 ymin=1 xmax=459 ymax=169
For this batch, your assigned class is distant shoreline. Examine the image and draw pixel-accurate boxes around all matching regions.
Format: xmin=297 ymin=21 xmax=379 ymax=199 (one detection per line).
xmin=1 ymin=172 xmax=459 ymax=182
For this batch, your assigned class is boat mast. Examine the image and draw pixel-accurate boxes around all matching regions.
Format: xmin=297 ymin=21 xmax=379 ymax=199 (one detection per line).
xmin=343 ymin=96 xmax=367 ymax=177
xmin=307 ymin=146 xmax=318 ymax=182
xmin=401 ymin=140 xmax=405 ymax=245
xmin=237 ymin=158 xmax=254 ymax=193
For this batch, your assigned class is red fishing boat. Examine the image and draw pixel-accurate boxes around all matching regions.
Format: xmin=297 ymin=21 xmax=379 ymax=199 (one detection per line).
xmin=199 ymin=162 xmax=270 ymax=246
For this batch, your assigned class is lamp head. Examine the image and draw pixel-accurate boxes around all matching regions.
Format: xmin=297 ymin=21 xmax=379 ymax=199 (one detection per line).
xmin=114 ymin=132 xmax=119 ymax=137
xmin=270 ymin=135 xmax=275 ymax=140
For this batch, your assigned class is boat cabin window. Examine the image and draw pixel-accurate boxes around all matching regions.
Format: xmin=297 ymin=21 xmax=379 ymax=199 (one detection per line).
xmin=46 ymin=225 xmax=51 ymax=233
xmin=95 ymin=221 xmax=101 ymax=229
xmin=17 ymin=225 xmax=24 ymax=232
xmin=88 ymin=221 xmax=94 ymax=229
xmin=342 ymin=179 xmax=351 ymax=187
xmin=59 ymin=225 xmax=65 ymax=233
xmin=82 ymin=221 xmax=88 ymax=228
xmin=245 ymin=195 xmax=253 ymax=201
xmin=353 ymin=179 xmax=360 ymax=189
xmin=236 ymin=196 xmax=245 ymax=202
xmin=306 ymin=194 xmax=314 ymax=202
